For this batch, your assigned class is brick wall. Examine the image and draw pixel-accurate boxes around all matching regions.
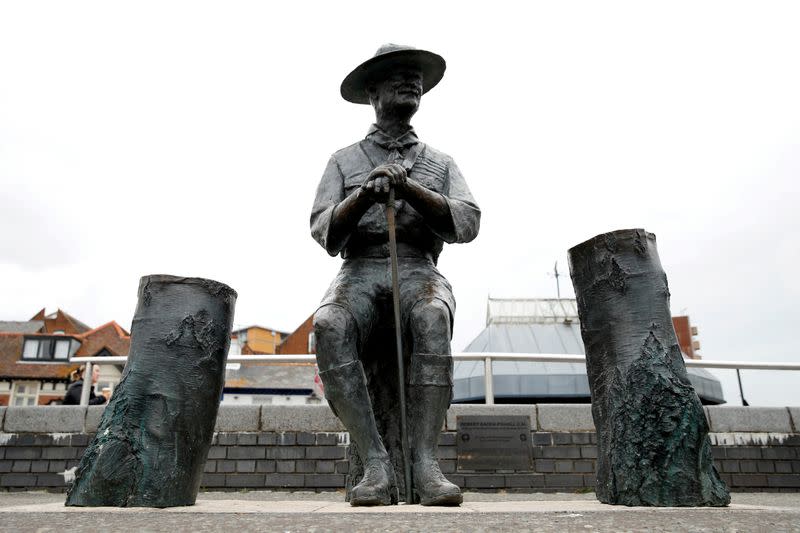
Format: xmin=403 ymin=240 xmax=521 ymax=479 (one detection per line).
xmin=2 ymin=405 xmax=800 ymax=492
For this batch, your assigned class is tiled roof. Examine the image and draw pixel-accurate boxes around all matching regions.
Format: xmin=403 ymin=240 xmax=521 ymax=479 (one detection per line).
xmin=0 ymin=335 xmax=78 ymax=381
xmin=74 ymin=321 xmax=130 ymax=357
xmin=0 ymin=318 xmax=129 ymax=380
xmin=0 ymin=321 xmax=44 ymax=334
xmin=225 ymin=362 xmax=316 ymax=390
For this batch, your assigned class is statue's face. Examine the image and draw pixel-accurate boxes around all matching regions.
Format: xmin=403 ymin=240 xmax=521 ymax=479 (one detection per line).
xmin=370 ymin=67 xmax=423 ymax=116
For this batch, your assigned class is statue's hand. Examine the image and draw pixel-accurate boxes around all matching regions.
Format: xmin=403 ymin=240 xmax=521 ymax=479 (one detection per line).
xmin=361 ymin=163 xmax=407 ymax=203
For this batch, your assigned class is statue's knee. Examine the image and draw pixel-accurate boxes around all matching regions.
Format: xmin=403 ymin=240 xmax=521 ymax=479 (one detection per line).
xmin=409 ymin=299 xmax=451 ymax=341
xmin=313 ymin=305 xmax=355 ymax=342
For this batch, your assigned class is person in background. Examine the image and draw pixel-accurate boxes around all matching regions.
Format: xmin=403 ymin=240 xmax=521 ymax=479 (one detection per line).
xmin=62 ymin=365 xmax=109 ymax=405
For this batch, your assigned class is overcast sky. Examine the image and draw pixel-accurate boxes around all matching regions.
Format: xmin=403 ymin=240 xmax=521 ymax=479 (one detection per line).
xmin=1 ymin=1 xmax=798 ymax=406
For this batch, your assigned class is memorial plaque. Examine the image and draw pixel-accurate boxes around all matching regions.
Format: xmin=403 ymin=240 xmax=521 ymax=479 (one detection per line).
xmin=456 ymin=415 xmax=532 ymax=471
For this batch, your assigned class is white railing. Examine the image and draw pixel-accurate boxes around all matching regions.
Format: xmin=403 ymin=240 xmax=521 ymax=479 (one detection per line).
xmin=70 ymin=353 xmax=800 ymax=406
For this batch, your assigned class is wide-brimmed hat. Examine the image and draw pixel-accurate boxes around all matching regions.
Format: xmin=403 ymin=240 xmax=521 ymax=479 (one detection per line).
xmin=340 ymin=43 xmax=446 ymax=105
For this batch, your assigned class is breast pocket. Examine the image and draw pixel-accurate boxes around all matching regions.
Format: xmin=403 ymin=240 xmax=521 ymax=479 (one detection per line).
xmin=344 ymin=171 xmax=369 ymax=195
xmin=410 ymin=160 xmax=446 ymax=193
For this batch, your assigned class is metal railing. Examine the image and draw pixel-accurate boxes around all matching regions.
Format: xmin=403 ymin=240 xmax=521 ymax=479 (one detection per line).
xmin=70 ymin=353 xmax=800 ymax=406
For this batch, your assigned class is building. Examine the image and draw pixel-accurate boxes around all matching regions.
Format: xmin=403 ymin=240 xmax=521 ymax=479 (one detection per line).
xmin=453 ymin=298 xmax=725 ymax=405
xmin=0 ymin=309 xmax=130 ymax=406
xmin=229 ymin=325 xmax=289 ymax=355
xmin=276 ymin=314 xmax=315 ymax=355
xmin=220 ymin=318 xmax=322 ymax=405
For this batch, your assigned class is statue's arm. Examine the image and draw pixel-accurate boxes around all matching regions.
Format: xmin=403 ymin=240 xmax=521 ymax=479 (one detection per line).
xmin=402 ymin=158 xmax=480 ymax=244
xmin=310 ymin=156 xmax=373 ymax=256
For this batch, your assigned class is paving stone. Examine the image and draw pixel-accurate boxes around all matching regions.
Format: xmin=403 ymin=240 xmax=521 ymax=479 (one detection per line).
xmin=757 ymin=461 xmax=776 ymax=473
xmin=85 ymin=405 xmax=106 ymax=432
xmin=4 ymin=406 xmax=85 ymax=433
xmin=41 ymin=448 xmax=77 ymax=460
xmin=726 ymin=448 xmax=762 ymax=460
xmin=258 ymin=432 xmax=278 ymax=446
xmin=200 ymin=473 xmax=225 ymax=487
xmin=763 ymin=448 xmax=796 ymax=460
xmin=206 ymin=446 xmax=226 ymax=460
xmin=721 ymin=460 xmax=740 ymax=473
xmin=296 ymin=432 xmax=316 ymax=446
xmin=215 ymin=405 xmax=261 ymax=432
xmin=541 ymin=446 xmax=580 ymax=459
xmin=47 ymin=461 xmax=67 ymax=474
xmin=574 ymin=460 xmax=594 ymax=473
xmin=439 ymin=433 xmax=456 ymax=446
xmin=236 ymin=460 xmax=256 ymax=473
xmin=225 ymin=474 xmax=265 ymax=488
xmin=217 ymin=460 xmax=236 ymax=473
xmin=438 ymin=447 xmax=456 ymax=460
xmin=504 ymin=474 xmax=545 ymax=488
xmin=768 ymin=474 xmax=800 ymax=488
xmin=261 ymin=406 xmax=343 ymax=432
xmin=739 ymin=460 xmax=758 ymax=473
xmin=32 ymin=434 xmax=54 ymax=446
xmin=555 ymin=460 xmax=573 ymax=473
xmin=217 ymin=434 xmax=238 ymax=446
xmin=0 ymin=461 xmax=13 ymax=473
xmin=15 ymin=434 xmax=35 ymax=446
xmin=237 ymin=433 xmax=258 ymax=446
xmin=776 ymin=462 xmax=793 ymax=473
xmin=731 ymin=474 xmax=768 ymax=487
xmin=315 ymin=433 xmax=337 ymax=446
xmin=304 ymin=474 xmax=344 ymax=488
xmin=5 ymin=448 xmax=41 ymax=460
xmin=316 ymin=461 xmax=335 ymax=474
xmin=256 ymin=460 xmax=277 ymax=473
xmin=306 ymin=447 xmax=345 ymax=460
xmin=264 ymin=473 xmax=304 ymax=487
xmin=30 ymin=460 xmax=48 ymax=473
xmin=545 ymin=474 xmax=584 ymax=488
xmin=465 ymin=475 xmax=504 ymax=488
xmin=36 ymin=473 xmax=66 ymax=487
xmin=227 ymin=446 xmax=265 ymax=460
xmin=295 ymin=460 xmax=316 ymax=473
xmin=70 ymin=434 xmax=89 ymax=447
xmin=580 ymin=446 xmax=598 ymax=459
xmin=0 ymin=474 xmax=37 ymax=487
xmin=266 ymin=447 xmax=304 ymax=460
xmin=537 ymin=405 xmax=594 ymax=431
xmin=446 ymin=405 xmax=536 ymax=431
xmin=11 ymin=461 xmax=31 ymax=473
xmin=276 ymin=461 xmax=296 ymax=473
xmin=535 ymin=459 xmax=555 ymax=473
xmin=532 ymin=433 xmax=552 ymax=446
xmin=707 ymin=407 xmax=792 ymax=433
xmin=552 ymin=433 xmax=572 ymax=445
xmin=439 ymin=460 xmax=456 ymax=474
xmin=278 ymin=433 xmax=297 ymax=446
xmin=571 ymin=433 xmax=593 ymax=445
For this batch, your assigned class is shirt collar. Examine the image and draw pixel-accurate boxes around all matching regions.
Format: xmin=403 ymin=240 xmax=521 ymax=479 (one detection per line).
xmin=365 ymin=124 xmax=419 ymax=150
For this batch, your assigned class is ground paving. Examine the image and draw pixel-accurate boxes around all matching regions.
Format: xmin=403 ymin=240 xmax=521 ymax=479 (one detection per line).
xmin=0 ymin=491 xmax=798 ymax=532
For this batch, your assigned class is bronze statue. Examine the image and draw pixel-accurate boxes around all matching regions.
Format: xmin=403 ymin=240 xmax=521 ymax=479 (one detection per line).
xmin=310 ymin=44 xmax=480 ymax=506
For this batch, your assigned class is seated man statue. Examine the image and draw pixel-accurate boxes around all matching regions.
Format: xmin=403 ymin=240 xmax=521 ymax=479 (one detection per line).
xmin=310 ymin=44 xmax=480 ymax=506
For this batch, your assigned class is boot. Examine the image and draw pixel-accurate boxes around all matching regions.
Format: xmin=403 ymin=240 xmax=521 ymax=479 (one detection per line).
xmin=408 ymin=353 xmax=462 ymax=506
xmin=319 ymin=360 xmax=396 ymax=506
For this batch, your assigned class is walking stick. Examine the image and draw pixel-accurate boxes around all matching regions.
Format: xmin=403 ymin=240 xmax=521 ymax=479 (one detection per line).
xmin=386 ymin=187 xmax=413 ymax=504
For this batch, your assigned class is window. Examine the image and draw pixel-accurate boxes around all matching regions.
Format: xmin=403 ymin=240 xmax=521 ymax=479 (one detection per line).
xmin=308 ymin=332 xmax=316 ymax=353
xmin=11 ymin=381 xmax=39 ymax=406
xmin=22 ymin=337 xmax=73 ymax=361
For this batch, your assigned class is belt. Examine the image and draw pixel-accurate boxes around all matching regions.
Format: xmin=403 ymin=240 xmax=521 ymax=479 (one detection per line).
xmin=342 ymin=242 xmax=433 ymax=261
